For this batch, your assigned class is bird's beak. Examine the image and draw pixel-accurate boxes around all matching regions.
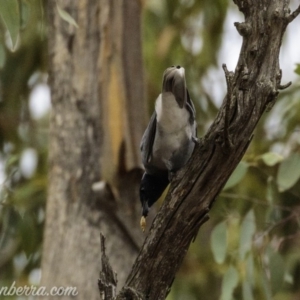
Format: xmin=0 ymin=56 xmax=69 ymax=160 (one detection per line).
xmin=177 ymin=66 xmax=185 ymax=78
xmin=162 ymin=66 xmax=187 ymax=108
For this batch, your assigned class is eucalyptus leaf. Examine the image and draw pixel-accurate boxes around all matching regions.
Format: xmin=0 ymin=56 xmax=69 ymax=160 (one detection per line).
xmin=6 ymin=154 xmax=19 ymax=167
xmin=19 ymin=213 xmax=37 ymax=257
xmin=220 ymin=266 xmax=239 ymax=300
xmin=260 ymin=152 xmax=283 ymax=166
xmin=277 ymin=153 xmax=300 ymax=192
xmin=0 ymin=0 xmax=20 ymax=50
xmin=239 ymin=210 xmax=256 ymax=261
xmin=0 ymin=43 xmax=5 ymax=68
xmin=211 ymin=221 xmax=227 ymax=264
xmin=295 ymin=63 xmax=300 ymax=75
xmin=223 ymin=161 xmax=248 ymax=190
xmin=260 ymin=270 xmax=272 ymax=300
xmin=246 ymin=253 xmax=254 ymax=285
xmin=56 ymin=3 xmax=78 ymax=28
xmin=266 ymin=177 xmax=276 ymax=203
xmin=20 ymin=0 xmax=30 ymax=29
xmin=242 ymin=281 xmax=254 ymax=300
xmin=0 ymin=207 xmax=21 ymax=250
xmin=268 ymin=247 xmax=285 ymax=294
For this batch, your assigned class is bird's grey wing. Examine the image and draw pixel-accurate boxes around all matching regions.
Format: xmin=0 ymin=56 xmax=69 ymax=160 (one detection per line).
xmin=185 ymin=89 xmax=196 ymax=125
xmin=140 ymin=112 xmax=157 ymax=165
xmin=185 ymin=89 xmax=197 ymax=139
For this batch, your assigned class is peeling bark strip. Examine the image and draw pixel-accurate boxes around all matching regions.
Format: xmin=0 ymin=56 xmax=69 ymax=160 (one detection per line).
xmin=99 ymin=0 xmax=146 ymax=182
xmin=111 ymin=1 xmax=300 ymax=299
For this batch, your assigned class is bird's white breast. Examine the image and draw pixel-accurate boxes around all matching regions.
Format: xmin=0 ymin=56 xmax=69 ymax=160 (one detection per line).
xmin=152 ymin=92 xmax=194 ymax=170
xmin=155 ymin=93 xmax=190 ymax=133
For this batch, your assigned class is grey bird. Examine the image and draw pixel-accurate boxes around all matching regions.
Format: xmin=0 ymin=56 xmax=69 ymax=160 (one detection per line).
xmin=139 ymin=65 xmax=197 ymax=231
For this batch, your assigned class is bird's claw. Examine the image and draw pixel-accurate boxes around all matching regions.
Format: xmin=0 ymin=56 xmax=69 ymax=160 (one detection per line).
xmin=140 ymin=216 xmax=146 ymax=232
xmin=192 ymin=136 xmax=200 ymax=144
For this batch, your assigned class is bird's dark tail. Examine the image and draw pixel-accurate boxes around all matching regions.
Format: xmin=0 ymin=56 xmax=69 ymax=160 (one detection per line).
xmin=139 ymin=172 xmax=169 ymax=217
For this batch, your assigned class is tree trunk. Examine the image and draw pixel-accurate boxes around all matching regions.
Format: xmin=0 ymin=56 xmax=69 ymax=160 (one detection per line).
xmin=41 ymin=0 xmax=300 ymax=299
xmin=41 ymin=1 xmax=145 ymax=299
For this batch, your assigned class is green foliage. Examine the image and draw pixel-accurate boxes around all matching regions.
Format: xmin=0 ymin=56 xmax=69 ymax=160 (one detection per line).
xmin=201 ymin=143 xmax=300 ymax=299
xmin=0 ymin=0 xmax=20 ymax=50
xmin=211 ymin=221 xmax=227 ymax=264
xmin=224 ymin=161 xmax=249 ymax=190
xmin=190 ymin=147 xmax=300 ymax=299
xmin=242 ymin=281 xmax=254 ymax=300
xmin=0 ymin=0 xmax=47 ymax=291
xmin=260 ymin=152 xmax=283 ymax=167
xmin=268 ymin=246 xmax=285 ymax=294
xmin=239 ymin=209 xmax=255 ymax=261
xmin=220 ymin=266 xmax=239 ymax=300
xmin=277 ymin=153 xmax=300 ymax=192
xmin=0 ymin=43 xmax=5 ymax=67
xmin=294 ymin=64 xmax=300 ymax=75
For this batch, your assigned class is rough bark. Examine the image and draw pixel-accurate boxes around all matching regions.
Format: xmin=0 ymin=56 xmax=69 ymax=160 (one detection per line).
xmin=108 ymin=1 xmax=299 ymax=299
xmin=41 ymin=1 xmax=145 ymax=299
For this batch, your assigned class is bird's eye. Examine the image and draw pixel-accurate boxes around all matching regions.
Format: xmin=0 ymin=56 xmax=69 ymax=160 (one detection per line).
xmin=176 ymin=65 xmax=181 ymax=69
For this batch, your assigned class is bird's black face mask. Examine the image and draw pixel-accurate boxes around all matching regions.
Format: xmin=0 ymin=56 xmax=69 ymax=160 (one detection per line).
xmin=139 ymin=173 xmax=169 ymax=217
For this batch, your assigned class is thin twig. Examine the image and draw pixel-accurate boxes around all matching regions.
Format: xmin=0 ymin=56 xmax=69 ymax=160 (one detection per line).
xmin=287 ymin=4 xmax=300 ymax=23
xmin=278 ymin=81 xmax=292 ymax=90
xmin=221 ymin=192 xmax=296 ymax=212
xmin=254 ymin=211 xmax=300 ymax=243
xmin=278 ymin=231 xmax=300 ymax=249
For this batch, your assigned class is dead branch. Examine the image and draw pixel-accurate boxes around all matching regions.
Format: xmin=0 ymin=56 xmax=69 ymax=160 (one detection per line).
xmin=98 ymin=233 xmax=117 ymax=300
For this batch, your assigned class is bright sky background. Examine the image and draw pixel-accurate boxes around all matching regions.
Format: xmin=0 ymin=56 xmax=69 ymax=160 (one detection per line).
xmin=204 ymin=3 xmax=300 ymax=106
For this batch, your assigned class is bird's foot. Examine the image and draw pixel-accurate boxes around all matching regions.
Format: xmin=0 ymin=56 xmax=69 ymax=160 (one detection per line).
xmin=192 ymin=136 xmax=201 ymax=144
xmin=140 ymin=216 xmax=146 ymax=232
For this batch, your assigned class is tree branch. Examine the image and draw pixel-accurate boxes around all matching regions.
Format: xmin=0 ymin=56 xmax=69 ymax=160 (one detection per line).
xmin=98 ymin=233 xmax=117 ymax=300
xmin=222 ymin=63 xmax=234 ymax=149
xmin=107 ymin=1 xmax=300 ymax=299
xmin=287 ymin=4 xmax=300 ymax=23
